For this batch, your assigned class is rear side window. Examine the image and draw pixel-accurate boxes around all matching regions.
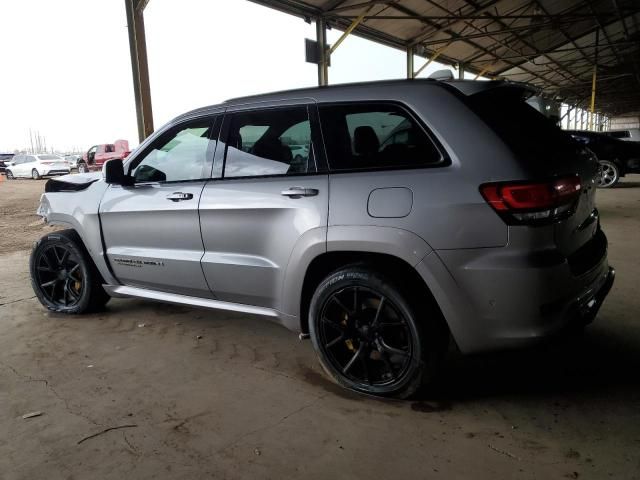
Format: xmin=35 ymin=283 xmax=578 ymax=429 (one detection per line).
xmin=318 ymin=103 xmax=443 ymax=171
xmin=223 ymin=106 xmax=314 ymax=178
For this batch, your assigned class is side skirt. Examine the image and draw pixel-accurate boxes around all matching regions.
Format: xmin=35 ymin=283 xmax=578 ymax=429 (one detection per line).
xmin=102 ymin=284 xmax=280 ymax=318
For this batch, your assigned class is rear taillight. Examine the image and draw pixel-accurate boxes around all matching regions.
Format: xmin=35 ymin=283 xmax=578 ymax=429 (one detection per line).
xmin=480 ymin=176 xmax=581 ymax=225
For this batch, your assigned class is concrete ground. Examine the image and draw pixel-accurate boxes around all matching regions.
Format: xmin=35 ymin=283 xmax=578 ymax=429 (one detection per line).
xmin=0 ymin=176 xmax=639 ymax=480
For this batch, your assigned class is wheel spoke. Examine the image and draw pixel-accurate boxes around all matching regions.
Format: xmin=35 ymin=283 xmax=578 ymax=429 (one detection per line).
xmin=62 ymin=280 xmax=68 ymax=306
xmin=325 ymin=334 xmax=345 ymax=349
xmin=379 ymin=350 xmax=397 ymax=381
xmin=353 ymin=287 xmax=359 ymax=314
xmin=65 ymin=281 xmax=80 ymax=301
xmin=359 ymin=351 xmax=371 ymax=384
xmin=342 ymin=343 xmax=365 ymax=374
xmin=331 ymin=296 xmax=352 ymax=316
xmin=59 ymin=249 xmax=70 ymax=266
xmin=378 ymin=337 xmax=409 ymax=357
xmin=370 ymin=296 xmax=386 ymax=327
xmin=321 ymin=316 xmax=344 ymax=332
xmin=40 ymin=279 xmax=58 ymax=288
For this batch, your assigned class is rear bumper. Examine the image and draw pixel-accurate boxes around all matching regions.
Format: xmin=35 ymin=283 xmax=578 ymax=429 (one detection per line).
xmin=416 ymin=237 xmax=614 ymax=354
xmin=42 ymin=169 xmax=71 ymax=176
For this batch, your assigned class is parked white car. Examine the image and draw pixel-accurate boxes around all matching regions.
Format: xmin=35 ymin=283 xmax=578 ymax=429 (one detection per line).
xmin=5 ymin=154 xmax=70 ymax=180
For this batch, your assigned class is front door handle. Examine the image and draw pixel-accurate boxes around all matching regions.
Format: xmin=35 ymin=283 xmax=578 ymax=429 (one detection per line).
xmin=281 ymin=187 xmax=319 ymax=198
xmin=166 ymin=192 xmax=194 ymax=202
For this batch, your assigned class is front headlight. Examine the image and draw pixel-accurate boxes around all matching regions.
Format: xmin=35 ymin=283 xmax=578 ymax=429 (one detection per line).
xmin=36 ymin=194 xmax=51 ymax=220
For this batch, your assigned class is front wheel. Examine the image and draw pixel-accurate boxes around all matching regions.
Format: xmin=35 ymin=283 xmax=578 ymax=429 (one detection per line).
xmin=30 ymin=230 xmax=110 ymax=314
xmin=308 ymin=267 xmax=444 ymax=398
xmin=5 ymin=170 xmax=14 ymax=180
xmin=597 ymin=160 xmax=620 ymax=188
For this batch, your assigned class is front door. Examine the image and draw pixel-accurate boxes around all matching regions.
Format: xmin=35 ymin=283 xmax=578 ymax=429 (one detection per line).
xmin=99 ymin=116 xmax=220 ymax=298
xmin=199 ymin=104 xmax=328 ymax=310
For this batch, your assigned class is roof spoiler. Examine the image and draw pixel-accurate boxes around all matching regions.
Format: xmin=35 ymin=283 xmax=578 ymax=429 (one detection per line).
xmin=442 ymin=79 xmax=539 ymax=99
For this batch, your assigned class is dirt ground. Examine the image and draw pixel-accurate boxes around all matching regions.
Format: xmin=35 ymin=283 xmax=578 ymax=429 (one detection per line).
xmin=0 ymin=175 xmax=639 ymax=480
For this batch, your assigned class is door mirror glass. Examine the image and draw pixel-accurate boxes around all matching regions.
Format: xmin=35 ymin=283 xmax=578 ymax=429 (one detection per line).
xmin=103 ymin=159 xmax=132 ymax=185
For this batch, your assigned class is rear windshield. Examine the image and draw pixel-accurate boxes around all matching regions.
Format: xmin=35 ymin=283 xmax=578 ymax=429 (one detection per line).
xmin=38 ymin=155 xmax=62 ymax=160
xmin=466 ymin=89 xmax=576 ymax=161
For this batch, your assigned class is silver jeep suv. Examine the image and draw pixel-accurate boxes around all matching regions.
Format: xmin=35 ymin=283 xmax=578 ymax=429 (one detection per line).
xmin=31 ymin=79 xmax=614 ymax=398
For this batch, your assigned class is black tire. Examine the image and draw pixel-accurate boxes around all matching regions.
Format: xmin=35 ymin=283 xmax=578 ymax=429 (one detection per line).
xmin=31 ymin=169 xmax=41 ymax=180
xmin=308 ymin=266 xmax=445 ymax=399
xmin=5 ymin=170 xmax=14 ymax=180
xmin=597 ymin=160 xmax=620 ymax=188
xmin=77 ymin=162 xmax=88 ymax=173
xmin=30 ymin=229 xmax=110 ymax=314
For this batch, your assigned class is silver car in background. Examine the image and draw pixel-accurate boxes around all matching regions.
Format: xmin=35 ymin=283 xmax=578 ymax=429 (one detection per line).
xmin=30 ymin=79 xmax=614 ymax=398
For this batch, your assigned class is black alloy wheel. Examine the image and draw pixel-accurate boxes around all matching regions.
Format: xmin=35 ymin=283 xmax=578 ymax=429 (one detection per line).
xmin=318 ymin=286 xmax=413 ymax=386
xmin=30 ymin=230 xmax=110 ymax=313
xmin=309 ymin=267 xmax=444 ymax=398
xmin=33 ymin=244 xmax=84 ymax=308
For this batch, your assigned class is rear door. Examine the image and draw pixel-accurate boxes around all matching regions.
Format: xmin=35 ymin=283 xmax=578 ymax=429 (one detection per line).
xmin=99 ymin=115 xmax=220 ymax=298
xmin=199 ymin=103 xmax=328 ymax=309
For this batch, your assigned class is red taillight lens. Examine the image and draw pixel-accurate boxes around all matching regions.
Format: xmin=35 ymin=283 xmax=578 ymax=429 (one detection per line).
xmin=480 ymin=176 xmax=581 ymax=224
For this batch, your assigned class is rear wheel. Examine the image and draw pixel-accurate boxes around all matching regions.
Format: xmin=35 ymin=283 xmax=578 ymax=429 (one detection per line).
xmin=77 ymin=162 xmax=88 ymax=173
xmin=308 ymin=266 xmax=444 ymax=398
xmin=31 ymin=169 xmax=41 ymax=180
xmin=597 ymin=160 xmax=619 ymax=188
xmin=5 ymin=170 xmax=14 ymax=180
xmin=30 ymin=230 xmax=110 ymax=314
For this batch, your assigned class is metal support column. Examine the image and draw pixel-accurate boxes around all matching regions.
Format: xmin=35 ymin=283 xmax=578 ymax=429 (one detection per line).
xmin=458 ymin=62 xmax=465 ymax=79
xmin=316 ymin=18 xmax=329 ymax=86
xmin=125 ymin=0 xmax=154 ymax=142
xmin=589 ymin=30 xmax=599 ymax=131
xmin=406 ymin=46 xmax=414 ymax=79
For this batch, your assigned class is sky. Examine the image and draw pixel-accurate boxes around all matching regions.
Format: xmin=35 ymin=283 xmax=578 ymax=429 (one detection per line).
xmin=0 ymin=0 xmax=461 ymax=153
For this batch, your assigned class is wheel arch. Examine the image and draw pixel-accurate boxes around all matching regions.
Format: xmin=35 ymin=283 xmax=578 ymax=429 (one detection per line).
xmin=298 ymin=251 xmax=447 ymax=338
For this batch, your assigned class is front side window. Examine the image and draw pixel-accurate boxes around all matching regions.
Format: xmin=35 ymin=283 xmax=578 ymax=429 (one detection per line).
xmin=131 ymin=119 xmax=214 ymax=183
xmin=318 ymin=103 xmax=443 ymax=171
xmin=223 ymin=106 xmax=314 ymax=178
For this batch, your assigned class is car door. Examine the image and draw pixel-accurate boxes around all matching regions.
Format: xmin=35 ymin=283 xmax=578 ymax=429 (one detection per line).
xmin=199 ymin=103 xmax=328 ymax=310
xmin=99 ymin=115 xmax=221 ymax=298
xmin=9 ymin=155 xmax=23 ymax=176
xmin=22 ymin=155 xmax=37 ymax=177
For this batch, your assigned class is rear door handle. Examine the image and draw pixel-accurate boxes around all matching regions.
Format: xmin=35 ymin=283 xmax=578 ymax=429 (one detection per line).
xmin=166 ymin=192 xmax=194 ymax=202
xmin=281 ymin=187 xmax=319 ymax=198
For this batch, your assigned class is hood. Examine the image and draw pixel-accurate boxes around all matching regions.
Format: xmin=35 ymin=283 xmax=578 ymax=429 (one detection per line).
xmin=45 ymin=171 xmax=102 ymax=192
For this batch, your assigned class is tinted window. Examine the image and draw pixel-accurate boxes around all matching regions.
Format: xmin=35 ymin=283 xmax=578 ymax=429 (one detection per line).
xmin=609 ymin=131 xmax=630 ymax=139
xmin=318 ymin=103 xmax=442 ymax=171
xmin=38 ymin=155 xmax=61 ymax=160
xmin=223 ymin=107 xmax=314 ymax=178
xmin=26 ymin=156 xmax=36 ymax=163
xmin=132 ymin=119 xmax=214 ymax=183
xmin=467 ymin=89 xmax=577 ymax=162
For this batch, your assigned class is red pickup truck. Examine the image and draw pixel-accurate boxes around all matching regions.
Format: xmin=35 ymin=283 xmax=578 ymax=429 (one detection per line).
xmin=77 ymin=140 xmax=130 ymax=173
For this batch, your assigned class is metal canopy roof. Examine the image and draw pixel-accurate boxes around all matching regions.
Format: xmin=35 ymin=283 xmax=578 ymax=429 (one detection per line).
xmin=249 ymin=0 xmax=640 ymax=115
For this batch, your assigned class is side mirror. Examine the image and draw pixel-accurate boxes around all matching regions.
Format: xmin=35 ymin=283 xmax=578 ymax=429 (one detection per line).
xmin=103 ymin=159 xmax=133 ymax=185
